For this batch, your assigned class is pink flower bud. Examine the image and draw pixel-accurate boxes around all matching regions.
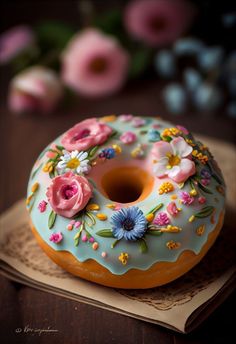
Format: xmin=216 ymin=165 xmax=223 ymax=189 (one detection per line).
xmin=8 ymin=66 xmax=63 ymax=114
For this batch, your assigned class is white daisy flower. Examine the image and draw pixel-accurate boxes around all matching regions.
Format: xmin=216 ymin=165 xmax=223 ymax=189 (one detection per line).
xmin=57 ymin=150 xmax=90 ymax=175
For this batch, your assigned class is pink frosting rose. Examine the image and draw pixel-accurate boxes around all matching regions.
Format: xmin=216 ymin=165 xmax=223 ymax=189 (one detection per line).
xmin=152 ymin=136 xmax=196 ymax=183
xmin=61 ymin=29 xmax=129 ymax=97
xmin=46 ymin=172 xmax=92 ymax=218
xmin=61 ymin=118 xmax=113 ymax=151
xmin=124 ymin=0 xmax=195 ymax=47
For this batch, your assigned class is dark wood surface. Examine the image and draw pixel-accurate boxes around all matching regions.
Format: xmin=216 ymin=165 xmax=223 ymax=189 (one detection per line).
xmin=1 ymin=0 xmax=236 ymax=341
xmin=0 ymin=75 xmax=236 ymax=344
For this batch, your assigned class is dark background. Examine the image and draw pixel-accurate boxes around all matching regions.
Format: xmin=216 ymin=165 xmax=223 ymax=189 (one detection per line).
xmin=0 ymin=1 xmax=236 ymax=343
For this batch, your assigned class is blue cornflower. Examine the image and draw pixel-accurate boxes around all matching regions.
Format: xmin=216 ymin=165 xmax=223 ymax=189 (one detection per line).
xmin=99 ymin=148 xmax=115 ymax=159
xmin=147 ymin=129 xmax=161 ymax=142
xmin=111 ymin=207 xmax=147 ymax=241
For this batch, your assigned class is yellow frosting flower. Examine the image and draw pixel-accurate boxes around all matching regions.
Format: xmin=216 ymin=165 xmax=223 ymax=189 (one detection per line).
xmin=158 ymin=182 xmax=174 ymax=195
xmin=118 ymin=252 xmax=129 ymax=265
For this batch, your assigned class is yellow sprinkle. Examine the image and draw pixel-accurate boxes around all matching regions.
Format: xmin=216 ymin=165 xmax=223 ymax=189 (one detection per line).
xmin=145 ymin=213 xmax=154 ymax=223
xmin=196 ymin=224 xmax=205 ymax=236
xmin=86 ymin=203 xmax=100 ymax=211
xmin=161 ymin=225 xmax=182 ymax=233
xmin=96 ymin=213 xmax=108 ymax=221
xmin=171 ymin=194 xmax=177 ymax=200
xmin=190 ymin=189 xmax=197 ymax=196
xmin=118 ymin=252 xmax=129 ymax=265
xmin=74 ymin=232 xmax=81 ymax=240
xmin=48 ymin=166 xmax=54 ymax=173
xmin=189 ymin=215 xmax=195 ymax=223
xmin=112 ymin=144 xmax=122 ymax=154
xmin=31 ymin=182 xmax=39 ymax=193
xmin=166 ymin=240 xmax=181 ymax=250
xmin=106 ymin=203 xmax=116 ymax=209
xmin=26 ymin=194 xmax=33 ymax=205
xmin=178 ymin=182 xmax=185 ymax=189
xmin=92 ymin=242 xmax=99 ymax=250
xmin=100 ymin=114 xmax=117 ymax=122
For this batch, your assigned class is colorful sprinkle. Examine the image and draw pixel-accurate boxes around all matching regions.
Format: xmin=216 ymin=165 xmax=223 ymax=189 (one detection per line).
xmin=31 ymin=182 xmax=39 ymax=193
xmin=101 ymin=251 xmax=107 ymax=258
xmin=89 ymin=237 xmax=95 ymax=243
xmin=189 ymin=215 xmax=195 ymax=222
xmin=96 ymin=213 xmax=108 ymax=221
xmin=92 ymin=242 xmax=99 ymax=250
xmin=100 ymin=114 xmax=117 ymax=122
xmin=86 ymin=203 xmax=100 ymax=211
xmin=67 ymin=224 xmax=73 ymax=231
xmin=112 ymin=144 xmax=122 ymax=154
xmin=145 ymin=213 xmax=154 ymax=223
xmin=196 ymin=224 xmax=205 ymax=236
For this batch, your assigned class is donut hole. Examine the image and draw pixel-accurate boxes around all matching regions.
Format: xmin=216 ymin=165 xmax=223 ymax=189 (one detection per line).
xmin=101 ymin=166 xmax=154 ymax=204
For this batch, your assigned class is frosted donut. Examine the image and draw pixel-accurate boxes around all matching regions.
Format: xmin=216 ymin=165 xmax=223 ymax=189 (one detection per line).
xmin=27 ymin=115 xmax=226 ymax=289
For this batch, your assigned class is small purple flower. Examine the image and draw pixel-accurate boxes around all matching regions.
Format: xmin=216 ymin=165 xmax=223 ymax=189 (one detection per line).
xmin=38 ymin=200 xmax=47 ymax=213
xmin=99 ymin=147 xmax=116 ymax=159
xmin=49 ymin=232 xmax=63 ymax=244
xmin=179 ymin=191 xmax=194 ymax=206
xmin=153 ymin=212 xmax=170 ymax=226
xmin=200 ymin=168 xmax=211 ymax=179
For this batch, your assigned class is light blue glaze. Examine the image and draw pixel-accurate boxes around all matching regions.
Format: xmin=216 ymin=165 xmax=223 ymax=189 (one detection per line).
xmin=27 ymin=116 xmax=225 ymax=275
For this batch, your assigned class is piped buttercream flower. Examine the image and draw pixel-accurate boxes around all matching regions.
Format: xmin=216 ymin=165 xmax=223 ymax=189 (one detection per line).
xmin=120 ymin=131 xmax=137 ymax=144
xmin=46 ymin=172 xmax=92 ymax=218
xmin=61 ymin=118 xmax=113 ymax=151
xmin=153 ymin=212 xmax=170 ymax=226
xmin=57 ymin=150 xmax=90 ymax=175
xmin=152 ymin=136 xmax=196 ymax=183
xmin=49 ymin=232 xmax=63 ymax=244
xmin=111 ymin=206 xmax=147 ymax=241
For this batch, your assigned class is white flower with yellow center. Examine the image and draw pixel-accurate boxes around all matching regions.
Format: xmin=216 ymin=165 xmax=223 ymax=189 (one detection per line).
xmin=57 ymin=150 xmax=90 ymax=175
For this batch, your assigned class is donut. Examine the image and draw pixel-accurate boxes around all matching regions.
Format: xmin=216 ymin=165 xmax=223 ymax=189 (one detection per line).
xmin=26 ymin=115 xmax=226 ymax=289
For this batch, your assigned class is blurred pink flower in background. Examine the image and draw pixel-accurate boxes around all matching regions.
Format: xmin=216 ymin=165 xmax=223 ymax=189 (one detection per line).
xmin=8 ymin=66 xmax=63 ymax=114
xmin=124 ymin=0 xmax=195 ymax=47
xmin=0 ymin=25 xmax=35 ymax=64
xmin=61 ymin=29 xmax=129 ymax=97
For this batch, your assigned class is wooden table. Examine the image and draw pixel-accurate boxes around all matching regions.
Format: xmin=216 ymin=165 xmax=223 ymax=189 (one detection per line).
xmin=0 ymin=74 xmax=236 ymax=343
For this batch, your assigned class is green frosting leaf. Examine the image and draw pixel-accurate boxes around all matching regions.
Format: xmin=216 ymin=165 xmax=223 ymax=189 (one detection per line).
xmin=48 ymin=211 xmax=57 ymax=229
xmin=197 ymin=182 xmax=213 ymax=194
xmin=195 ymin=206 xmax=214 ymax=218
xmin=147 ymin=203 xmax=163 ymax=216
xmin=31 ymin=163 xmax=43 ymax=179
xmin=88 ymin=145 xmax=99 ymax=157
xmin=138 ymin=239 xmax=148 ymax=253
xmin=146 ymin=229 xmax=163 ymax=236
xmin=96 ymin=229 xmax=114 ymax=237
